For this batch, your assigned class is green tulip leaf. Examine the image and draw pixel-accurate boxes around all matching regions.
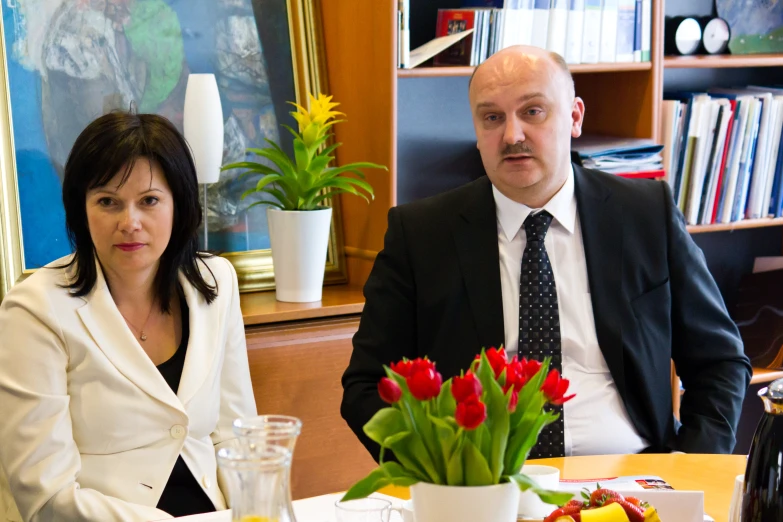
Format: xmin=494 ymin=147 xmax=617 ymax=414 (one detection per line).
xmin=463 ymin=439 xmax=493 ymax=486
xmin=363 ymin=408 xmax=407 ymax=447
xmin=340 ymin=462 xmax=418 ymax=502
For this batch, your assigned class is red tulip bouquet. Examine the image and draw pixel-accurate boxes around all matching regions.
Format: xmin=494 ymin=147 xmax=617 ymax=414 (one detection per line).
xmin=342 ymin=347 xmax=575 ymax=506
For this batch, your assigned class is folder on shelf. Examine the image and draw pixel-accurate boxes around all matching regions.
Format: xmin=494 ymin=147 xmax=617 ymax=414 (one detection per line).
xmin=406 ymin=29 xmax=476 ymax=69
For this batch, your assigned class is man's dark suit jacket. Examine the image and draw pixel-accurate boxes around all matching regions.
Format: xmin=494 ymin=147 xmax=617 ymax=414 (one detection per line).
xmin=341 ymin=165 xmax=752 ymax=460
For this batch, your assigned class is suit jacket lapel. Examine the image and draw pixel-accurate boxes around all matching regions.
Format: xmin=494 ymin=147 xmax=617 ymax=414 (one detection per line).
xmin=76 ymin=260 xmax=184 ymax=414
xmin=452 ymin=177 xmax=506 ymax=350
xmin=176 ymin=269 xmax=220 ymax=406
xmin=574 ymin=166 xmax=627 ymax=396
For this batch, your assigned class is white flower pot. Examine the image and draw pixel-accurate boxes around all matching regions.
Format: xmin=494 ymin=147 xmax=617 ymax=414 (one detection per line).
xmin=410 ymin=482 xmax=520 ymax=522
xmin=267 ymin=207 xmax=332 ymax=303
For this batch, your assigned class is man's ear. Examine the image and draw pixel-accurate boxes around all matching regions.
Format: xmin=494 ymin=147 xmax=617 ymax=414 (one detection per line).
xmin=571 ymin=97 xmax=585 ymax=138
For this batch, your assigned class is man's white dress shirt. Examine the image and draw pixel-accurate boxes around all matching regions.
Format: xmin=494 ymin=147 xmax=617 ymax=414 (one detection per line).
xmin=493 ymin=166 xmax=649 ymax=456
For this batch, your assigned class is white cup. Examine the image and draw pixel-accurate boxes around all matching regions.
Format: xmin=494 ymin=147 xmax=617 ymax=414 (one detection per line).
xmin=391 ymin=499 xmax=415 ymax=522
xmin=728 ymin=474 xmax=744 ymax=522
xmin=517 ymin=464 xmax=561 ymax=517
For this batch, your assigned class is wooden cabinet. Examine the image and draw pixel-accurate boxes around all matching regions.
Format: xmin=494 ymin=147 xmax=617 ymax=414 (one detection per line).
xmin=245 ymin=315 xmax=376 ymax=500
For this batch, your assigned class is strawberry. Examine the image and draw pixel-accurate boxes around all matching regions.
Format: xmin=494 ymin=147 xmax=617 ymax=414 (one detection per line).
xmin=589 ymin=487 xmax=624 ymax=507
xmin=543 ymin=505 xmax=583 ymax=522
xmin=604 ymin=498 xmax=646 ymax=522
xmin=565 ymin=499 xmax=587 ymax=509
xmin=624 ymin=496 xmax=642 ymax=506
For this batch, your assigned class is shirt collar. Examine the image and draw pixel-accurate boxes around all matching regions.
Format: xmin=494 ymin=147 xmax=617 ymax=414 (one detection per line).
xmin=492 ymin=164 xmax=577 ymax=242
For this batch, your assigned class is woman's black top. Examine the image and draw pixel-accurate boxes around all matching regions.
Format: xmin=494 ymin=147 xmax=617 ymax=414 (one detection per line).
xmin=155 ymin=292 xmax=216 ymax=517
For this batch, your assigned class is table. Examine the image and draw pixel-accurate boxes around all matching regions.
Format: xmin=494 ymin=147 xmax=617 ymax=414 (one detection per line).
xmin=380 ymin=454 xmax=746 ymax=522
xmin=177 ymin=454 xmax=747 ymax=522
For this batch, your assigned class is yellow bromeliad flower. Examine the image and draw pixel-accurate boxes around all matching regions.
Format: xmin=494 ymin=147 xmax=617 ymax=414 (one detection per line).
xmin=288 ymin=93 xmax=344 ymax=147
xmin=222 ymin=91 xmax=385 ymax=211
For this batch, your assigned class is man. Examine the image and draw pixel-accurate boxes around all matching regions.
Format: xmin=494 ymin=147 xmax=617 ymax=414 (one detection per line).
xmin=341 ymin=46 xmax=751 ymax=461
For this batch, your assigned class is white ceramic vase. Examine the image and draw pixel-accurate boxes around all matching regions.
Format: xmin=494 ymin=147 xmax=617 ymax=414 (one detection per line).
xmin=410 ymin=482 xmax=520 ymax=522
xmin=267 ymin=207 xmax=332 ymax=303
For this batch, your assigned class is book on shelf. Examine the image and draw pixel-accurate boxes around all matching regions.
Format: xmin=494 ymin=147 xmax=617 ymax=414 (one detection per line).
xmin=564 ymin=0 xmax=585 ymax=65
xmin=546 ymin=0 xmax=569 ymax=57
xmin=570 ymin=134 xmax=664 ymax=175
xmin=402 ymin=0 xmax=652 ymax=70
xmin=599 ymin=0 xmax=619 ymax=63
xmin=433 ymin=9 xmax=482 ymax=66
xmin=580 ymin=0 xmax=602 ymax=64
xmin=662 ymin=87 xmax=783 ymax=226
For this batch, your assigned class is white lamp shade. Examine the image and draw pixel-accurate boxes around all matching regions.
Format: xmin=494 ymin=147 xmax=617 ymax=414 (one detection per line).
xmin=183 ymin=74 xmax=224 ymax=184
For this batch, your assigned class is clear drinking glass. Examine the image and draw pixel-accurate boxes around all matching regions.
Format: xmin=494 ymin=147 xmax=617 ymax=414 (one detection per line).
xmin=233 ymin=415 xmax=302 ymax=521
xmin=233 ymin=415 xmax=302 ymax=454
xmin=334 ymin=498 xmax=392 ymax=522
xmin=217 ymin=445 xmax=294 ymax=522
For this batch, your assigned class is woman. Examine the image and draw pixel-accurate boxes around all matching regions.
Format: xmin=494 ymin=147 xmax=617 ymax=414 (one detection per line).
xmin=0 ymin=113 xmax=257 ymax=521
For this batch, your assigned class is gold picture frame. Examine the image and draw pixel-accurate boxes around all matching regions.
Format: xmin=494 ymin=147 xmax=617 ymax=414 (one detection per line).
xmin=0 ymin=0 xmax=346 ymax=298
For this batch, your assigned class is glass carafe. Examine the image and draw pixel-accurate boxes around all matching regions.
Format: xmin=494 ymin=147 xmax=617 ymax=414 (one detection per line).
xmin=233 ymin=415 xmax=302 ymax=520
xmin=741 ymin=377 xmax=783 ymax=521
xmin=217 ymin=445 xmax=294 ymax=522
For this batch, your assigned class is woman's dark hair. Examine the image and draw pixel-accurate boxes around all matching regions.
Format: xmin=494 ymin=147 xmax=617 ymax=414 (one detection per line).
xmin=59 ymin=111 xmax=217 ymax=311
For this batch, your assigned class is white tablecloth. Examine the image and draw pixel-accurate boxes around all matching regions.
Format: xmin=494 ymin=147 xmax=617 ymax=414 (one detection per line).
xmin=172 ymin=492 xmax=405 ymax=522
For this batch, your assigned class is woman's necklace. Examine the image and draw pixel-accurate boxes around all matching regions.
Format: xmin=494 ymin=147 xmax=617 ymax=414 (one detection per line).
xmin=120 ymin=303 xmax=155 ymax=342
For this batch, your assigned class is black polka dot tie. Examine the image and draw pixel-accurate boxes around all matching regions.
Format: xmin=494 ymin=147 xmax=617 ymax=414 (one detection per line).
xmin=519 ymin=211 xmax=564 ymax=459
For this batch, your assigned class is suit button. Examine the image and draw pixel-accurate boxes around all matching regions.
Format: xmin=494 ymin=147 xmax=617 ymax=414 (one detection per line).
xmin=170 ymin=425 xmax=187 ymax=439
xmin=202 ymin=475 xmax=211 ymax=489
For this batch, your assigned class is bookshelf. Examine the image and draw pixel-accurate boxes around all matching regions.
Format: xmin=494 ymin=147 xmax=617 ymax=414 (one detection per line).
xmin=687 ymin=217 xmax=783 ymax=234
xmin=664 ymin=53 xmax=783 ymax=69
xmin=397 ymin=61 xmax=653 ymax=78
xmin=319 ymin=0 xmax=783 ymax=289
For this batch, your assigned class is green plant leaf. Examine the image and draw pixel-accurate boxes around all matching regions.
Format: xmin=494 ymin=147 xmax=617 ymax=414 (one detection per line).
xmin=363 ymin=408 xmax=407 ymax=446
xmin=293 ymin=139 xmax=312 ymax=172
xmin=446 ymin=435 xmax=465 ymax=486
xmin=280 ymin=124 xmax=302 ymax=142
xmin=435 ymin=380 xmax=456 ymax=418
xmin=385 ymin=431 xmax=440 ymax=484
xmin=475 ymin=422 xmax=492 ymax=463
xmin=305 ymin=134 xmax=331 ymax=160
xmin=245 ymin=199 xmax=285 ymax=211
xmin=246 ymin=146 xmax=297 ymax=181
xmin=531 ymin=488 xmax=574 ymax=507
xmin=474 ymin=351 xmax=510 ymax=484
xmin=319 ymin=142 xmax=341 ymax=159
xmin=505 ymin=410 xmax=557 ymax=474
xmin=307 ymin=154 xmax=333 ymax=176
xmin=463 ymin=439 xmax=493 ymax=486
xmin=221 ymin=161 xmax=281 ymax=177
xmin=430 ymin=415 xmax=457 ymax=465
xmin=341 ymin=462 xmax=418 ymax=502
xmin=323 ymin=162 xmax=387 ymax=179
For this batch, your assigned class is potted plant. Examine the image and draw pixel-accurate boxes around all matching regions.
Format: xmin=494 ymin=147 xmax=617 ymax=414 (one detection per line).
xmin=342 ymin=347 xmax=576 ymax=522
xmin=222 ymin=93 xmax=386 ymax=302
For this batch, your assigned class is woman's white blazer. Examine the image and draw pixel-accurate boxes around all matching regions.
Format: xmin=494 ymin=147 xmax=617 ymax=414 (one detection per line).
xmin=0 ymin=255 xmax=257 ymax=521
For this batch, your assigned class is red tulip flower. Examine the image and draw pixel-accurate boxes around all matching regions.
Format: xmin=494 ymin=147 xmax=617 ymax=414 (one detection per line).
xmin=508 ymin=389 xmax=519 ymax=413
xmin=455 ymin=395 xmax=487 ymax=430
xmin=406 ymin=367 xmax=443 ymax=401
xmin=378 ymin=377 xmax=402 ymax=404
xmin=475 ymin=346 xmax=508 ymax=378
xmin=390 ymin=359 xmax=415 ymax=378
xmin=522 ymin=358 xmax=542 ymax=381
xmin=541 ymin=369 xmax=576 ymax=406
xmin=452 ymin=371 xmax=482 ymax=402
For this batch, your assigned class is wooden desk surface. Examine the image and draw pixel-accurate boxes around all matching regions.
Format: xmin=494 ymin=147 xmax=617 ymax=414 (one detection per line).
xmin=240 ymin=285 xmax=365 ymax=325
xmin=381 ymin=454 xmax=746 ymax=522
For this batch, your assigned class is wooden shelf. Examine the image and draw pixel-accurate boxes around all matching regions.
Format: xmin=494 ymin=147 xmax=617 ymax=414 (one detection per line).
xmin=397 ymin=61 xmax=652 ymax=78
xmin=687 ymin=217 xmax=783 ymax=234
xmin=240 ymin=284 xmax=365 ymax=326
xmin=664 ymin=53 xmax=783 ymax=69
xmin=752 ymin=368 xmax=783 ymax=386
